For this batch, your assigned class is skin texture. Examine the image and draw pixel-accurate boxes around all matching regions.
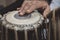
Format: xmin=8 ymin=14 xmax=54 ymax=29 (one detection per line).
xmin=17 ymin=0 xmax=50 ymax=18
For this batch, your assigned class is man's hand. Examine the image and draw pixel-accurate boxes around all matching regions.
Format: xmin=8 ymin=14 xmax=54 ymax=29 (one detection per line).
xmin=18 ymin=0 xmax=50 ymax=18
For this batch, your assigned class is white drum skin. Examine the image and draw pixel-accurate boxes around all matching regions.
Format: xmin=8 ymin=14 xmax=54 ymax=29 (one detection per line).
xmin=1 ymin=10 xmax=44 ymax=30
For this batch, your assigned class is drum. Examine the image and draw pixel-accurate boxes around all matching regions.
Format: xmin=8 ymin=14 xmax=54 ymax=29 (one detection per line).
xmin=49 ymin=8 xmax=60 ymax=40
xmin=1 ymin=10 xmax=44 ymax=40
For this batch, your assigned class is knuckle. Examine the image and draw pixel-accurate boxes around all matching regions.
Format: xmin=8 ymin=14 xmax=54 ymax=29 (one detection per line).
xmin=27 ymin=10 xmax=31 ymax=13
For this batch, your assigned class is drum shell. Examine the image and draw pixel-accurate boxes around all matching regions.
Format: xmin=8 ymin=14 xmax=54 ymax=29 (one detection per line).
xmin=2 ymin=25 xmax=43 ymax=40
xmin=48 ymin=8 xmax=60 ymax=40
xmin=0 ymin=11 xmax=45 ymax=40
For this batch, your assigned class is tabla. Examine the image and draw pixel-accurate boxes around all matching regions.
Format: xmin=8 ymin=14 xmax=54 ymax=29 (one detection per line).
xmin=1 ymin=10 xmax=44 ymax=40
xmin=49 ymin=8 xmax=60 ymax=40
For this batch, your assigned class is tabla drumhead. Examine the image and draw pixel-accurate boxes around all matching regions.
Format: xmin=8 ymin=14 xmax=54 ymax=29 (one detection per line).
xmin=1 ymin=10 xmax=44 ymax=30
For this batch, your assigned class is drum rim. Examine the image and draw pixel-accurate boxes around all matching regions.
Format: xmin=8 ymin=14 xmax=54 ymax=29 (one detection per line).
xmin=1 ymin=10 xmax=44 ymax=31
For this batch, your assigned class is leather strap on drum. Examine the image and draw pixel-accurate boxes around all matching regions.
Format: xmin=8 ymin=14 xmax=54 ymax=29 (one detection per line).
xmin=52 ymin=8 xmax=57 ymax=40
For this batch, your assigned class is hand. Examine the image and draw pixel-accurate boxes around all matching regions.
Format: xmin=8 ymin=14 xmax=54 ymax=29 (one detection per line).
xmin=17 ymin=0 xmax=50 ymax=18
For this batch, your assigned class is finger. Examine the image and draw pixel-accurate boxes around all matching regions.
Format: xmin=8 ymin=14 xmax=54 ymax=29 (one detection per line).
xmin=43 ymin=5 xmax=50 ymax=18
xmin=18 ymin=1 xmax=28 ymax=15
xmin=19 ymin=3 xmax=30 ymax=15
xmin=26 ymin=4 xmax=36 ymax=13
xmin=43 ymin=13 xmax=47 ymax=18
xmin=19 ymin=10 xmax=25 ymax=15
xmin=19 ymin=7 xmax=29 ymax=15
xmin=20 ymin=1 xmax=32 ymax=15
xmin=23 ymin=1 xmax=32 ymax=13
xmin=18 ymin=1 xmax=27 ymax=12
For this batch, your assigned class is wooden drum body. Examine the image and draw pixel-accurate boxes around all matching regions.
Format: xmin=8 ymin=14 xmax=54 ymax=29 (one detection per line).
xmin=49 ymin=8 xmax=60 ymax=40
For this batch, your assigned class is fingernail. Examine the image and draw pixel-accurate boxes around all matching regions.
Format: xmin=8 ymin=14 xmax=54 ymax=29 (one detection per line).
xmin=20 ymin=12 xmax=24 ymax=15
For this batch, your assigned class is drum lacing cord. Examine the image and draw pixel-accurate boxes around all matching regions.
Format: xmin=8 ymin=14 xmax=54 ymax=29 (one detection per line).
xmin=45 ymin=17 xmax=51 ymax=40
xmin=52 ymin=8 xmax=57 ymax=40
xmin=43 ymin=15 xmax=51 ymax=40
xmin=34 ymin=27 xmax=39 ymax=40
xmin=48 ymin=19 xmax=50 ymax=40
xmin=25 ymin=30 xmax=28 ymax=40
xmin=5 ymin=27 xmax=8 ymax=40
xmin=45 ymin=19 xmax=49 ymax=40
xmin=14 ymin=30 xmax=18 ymax=40
xmin=1 ymin=26 xmax=8 ymax=40
xmin=44 ymin=18 xmax=49 ymax=40
xmin=1 ymin=25 xmax=3 ymax=40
